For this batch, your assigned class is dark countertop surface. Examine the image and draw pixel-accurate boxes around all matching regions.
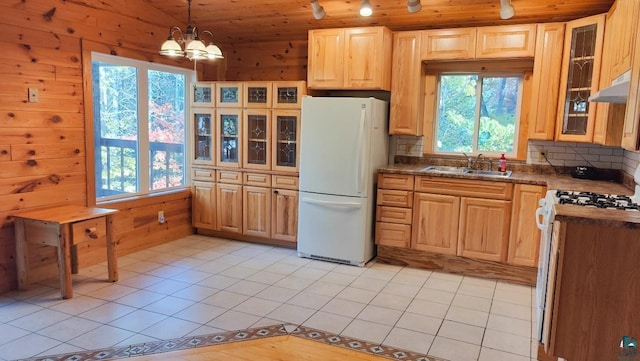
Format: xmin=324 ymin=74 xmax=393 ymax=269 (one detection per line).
xmin=379 ymin=164 xmax=639 ymax=226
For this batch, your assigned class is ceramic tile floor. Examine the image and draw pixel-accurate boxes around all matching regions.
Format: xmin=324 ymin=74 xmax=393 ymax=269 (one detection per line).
xmin=0 ymin=235 xmax=539 ymax=361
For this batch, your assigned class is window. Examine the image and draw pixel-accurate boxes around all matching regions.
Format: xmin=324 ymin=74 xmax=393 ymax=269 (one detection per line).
xmin=92 ymin=53 xmax=193 ymax=200
xmin=435 ymin=73 xmax=522 ymax=155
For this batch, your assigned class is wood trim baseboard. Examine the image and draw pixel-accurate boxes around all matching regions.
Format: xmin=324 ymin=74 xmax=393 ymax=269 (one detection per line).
xmin=377 ymin=245 xmax=537 ymax=286
xmin=196 ymin=228 xmax=297 ymax=249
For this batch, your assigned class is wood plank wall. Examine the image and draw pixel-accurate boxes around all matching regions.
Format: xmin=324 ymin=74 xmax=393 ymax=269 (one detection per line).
xmin=0 ymin=0 xmax=214 ymax=293
xmin=220 ymin=40 xmax=309 ymax=81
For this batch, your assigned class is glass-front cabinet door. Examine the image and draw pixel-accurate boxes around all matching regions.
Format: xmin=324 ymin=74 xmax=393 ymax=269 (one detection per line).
xmin=191 ymin=82 xmax=215 ymax=106
xmin=193 ymin=108 xmax=214 ymax=165
xmin=244 ymin=82 xmax=272 ymax=108
xmin=243 ymin=110 xmax=271 ymax=170
xmin=216 ymin=109 xmax=242 ymax=168
xmin=216 ymin=82 xmax=243 ymax=108
xmin=272 ymin=110 xmax=300 ymax=172
xmin=556 ymin=14 xmax=605 ymax=142
xmin=272 ymin=81 xmax=306 ymax=109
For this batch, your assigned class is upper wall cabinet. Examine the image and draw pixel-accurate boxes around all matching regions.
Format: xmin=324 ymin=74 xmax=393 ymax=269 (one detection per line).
xmin=389 ymin=31 xmax=424 ymax=135
xmin=421 ymin=28 xmax=476 ymax=60
xmin=476 ymin=25 xmax=537 ymax=58
xmin=621 ymin=9 xmax=640 ymax=150
xmin=421 ymin=24 xmax=536 ymax=61
xmin=555 ymin=14 xmax=605 ymax=143
xmin=608 ymin=0 xmax=640 ymax=80
xmin=529 ymin=23 xmax=566 ymax=140
xmin=307 ymin=27 xmax=393 ymax=90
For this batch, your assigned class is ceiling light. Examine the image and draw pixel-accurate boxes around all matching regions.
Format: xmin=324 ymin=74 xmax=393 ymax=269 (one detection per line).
xmin=499 ymin=0 xmax=515 ymax=19
xmin=360 ymin=0 xmax=373 ymax=16
xmin=159 ymin=0 xmax=223 ymax=61
xmin=407 ymin=0 xmax=422 ymax=13
xmin=310 ymin=0 xmax=326 ymax=20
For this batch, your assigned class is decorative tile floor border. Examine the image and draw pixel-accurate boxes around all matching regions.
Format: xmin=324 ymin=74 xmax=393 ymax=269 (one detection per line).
xmin=20 ymin=324 xmax=447 ymax=361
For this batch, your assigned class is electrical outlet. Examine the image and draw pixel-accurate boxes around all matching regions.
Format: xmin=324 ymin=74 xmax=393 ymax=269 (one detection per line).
xmin=28 ymin=88 xmax=39 ymax=103
xmin=405 ymin=144 xmax=413 ymax=153
xmin=158 ymin=210 xmax=165 ymax=224
xmin=537 ymin=150 xmax=547 ymax=162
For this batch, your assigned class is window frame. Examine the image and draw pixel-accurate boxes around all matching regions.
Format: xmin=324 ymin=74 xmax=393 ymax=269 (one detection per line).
xmin=90 ymin=52 xmax=195 ymax=202
xmin=433 ymin=71 xmax=524 ymax=157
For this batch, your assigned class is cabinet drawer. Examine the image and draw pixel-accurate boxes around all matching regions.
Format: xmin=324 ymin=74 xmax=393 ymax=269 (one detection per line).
xmin=376 ymin=206 xmax=412 ymax=224
xmin=217 ymin=170 xmax=242 ymax=184
xmin=377 ymin=189 xmax=413 ymax=207
xmin=378 ymin=173 xmax=414 ymax=190
xmin=193 ymin=168 xmax=216 ymax=182
xmin=415 ymin=176 xmax=513 ymax=200
xmin=243 ymin=173 xmax=272 ymax=187
xmin=272 ymin=175 xmax=299 ymax=190
xmin=71 ymin=217 xmax=107 ymax=245
xmin=375 ymin=222 xmax=411 ymax=248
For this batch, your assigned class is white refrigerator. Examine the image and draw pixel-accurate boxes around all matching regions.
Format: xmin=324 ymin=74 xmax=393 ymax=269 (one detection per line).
xmin=297 ymin=96 xmax=389 ymax=266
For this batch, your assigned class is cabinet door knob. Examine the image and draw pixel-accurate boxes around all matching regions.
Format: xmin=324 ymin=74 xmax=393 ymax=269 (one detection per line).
xmin=86 ymin=227 xmax=98 ymax=239
xmin=273 ymin=190 xmax=279 ymax=194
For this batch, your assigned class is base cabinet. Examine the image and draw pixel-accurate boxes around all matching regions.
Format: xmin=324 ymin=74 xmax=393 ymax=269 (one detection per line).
xmin=411 ymin=192 xmax=460 ymax=255
xmin=508 ymin=184 xmax=546 ymax=267
xmin=272 ymin=189 xmax=298 ymax=243
xmin=193 ymin=181 xmax=217 ymax=229
xmin=458 ymin=198 xmax=511 ymax=262
xmin=243 ymin=186 xmax=271 ymax=238
xmin=217 ymin=183 xmax=243 ymax=233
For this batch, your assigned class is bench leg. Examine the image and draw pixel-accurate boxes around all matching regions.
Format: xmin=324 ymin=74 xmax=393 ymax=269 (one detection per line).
xmin=58 ymin=223 xmax=73 ymax=299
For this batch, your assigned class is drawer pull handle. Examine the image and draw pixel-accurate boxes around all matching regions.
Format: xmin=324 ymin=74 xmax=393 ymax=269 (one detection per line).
xmin=86 ymin=227 xmax=98 ymax=239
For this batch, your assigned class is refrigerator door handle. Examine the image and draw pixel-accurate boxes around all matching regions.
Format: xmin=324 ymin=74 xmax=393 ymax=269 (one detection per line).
xmin=302 ymin=197 xmax=362 ymax=210
xmin=355 ymin=106 xmax=366 ymax=194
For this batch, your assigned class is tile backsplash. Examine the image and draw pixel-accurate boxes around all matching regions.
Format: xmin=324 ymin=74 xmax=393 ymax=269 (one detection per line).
xmin=392 ymin=135 xmax=640 ymax=175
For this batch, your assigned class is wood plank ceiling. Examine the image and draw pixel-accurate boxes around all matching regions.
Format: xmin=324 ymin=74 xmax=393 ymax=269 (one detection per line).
xmin=145 ymin=0 xmax=614 ymax=45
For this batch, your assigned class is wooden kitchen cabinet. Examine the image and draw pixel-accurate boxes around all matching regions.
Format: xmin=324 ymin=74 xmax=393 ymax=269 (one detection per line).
xmin=458 ymin=197 xmax=511 ymax=262
xmin=411 ymin=192 xmax=460 ymax=255
xmin=216 ymin=108 xmax=242 ymax=168
xmin=243 ymin=185 xmax=271 ymax=238
xmin=193 ymin=180 xmax=216 ymax=229
xmin=528 ymin=23 xmax=565 ymax=140
xmin=191 ymin=82 xmax=215 ymax=107
xmin=555 ymin=14 xmax=605 ymax=142
xmin=621 ymin=13 xmax=640 ymax=150
xmin=389 ymin=31 xmax=425 ymax=135
xmin=508 ymin=184 xmax=545 ymax=267
xmin=271 ymin=188 xmax=298 ymax=243
xmin=216 ymin=81 xmax=243 ymax=108
xmin=244 ymin=81 xmax=272 ymax=109
xmin=272 ymin=81 xmax=306 ymax=109
xmin=375 ymin=173 xmax=414 ymax=248
xmin=192 ymin=108 xmax=215 ymax=165
xmin=216 ymin=183 xmax=242 ymax=233
xmin=608 ymin=0 xmax=640 ymax=80
xmin=271 ymin=110 xmax=300 ymax=172
xmin=476 ymin=24 xmax=537 ymax=58
xmin=421 ymin=28 xmax=476 ymax=60
xmin=242 ymin=109 xmax=271 ymax=171
xmin=307 ymin=27 xmax=392 ymax=90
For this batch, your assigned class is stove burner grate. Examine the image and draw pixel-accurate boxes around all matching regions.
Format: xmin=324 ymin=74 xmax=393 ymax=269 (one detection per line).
xmin=555 ymin=190 xmax=640 ymax=211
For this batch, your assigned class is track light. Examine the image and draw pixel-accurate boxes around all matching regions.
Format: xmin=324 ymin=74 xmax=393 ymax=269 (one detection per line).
xmin=499 ymin=0 xmax=515 ymax=19
xmin=310 ymin=0 xmax=326 ymax=20
xmin=360 ymin=0 xmax=373 ymax=16
xmin=407 ymin=0 xmax=422 ymax=13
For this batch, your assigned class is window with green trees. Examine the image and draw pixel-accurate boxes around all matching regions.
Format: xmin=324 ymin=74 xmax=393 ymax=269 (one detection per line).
xmin=92 ymin=53 xmax=192 ymax=200
xmin=435 ymin=74 xmax=522 ymax=155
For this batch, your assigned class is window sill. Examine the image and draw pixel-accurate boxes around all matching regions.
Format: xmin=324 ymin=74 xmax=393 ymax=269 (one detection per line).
xmin=97 ymin=187 xmax=191 ymax=209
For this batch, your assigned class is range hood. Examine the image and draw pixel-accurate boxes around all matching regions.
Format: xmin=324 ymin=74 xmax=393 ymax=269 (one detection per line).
xmin=588 ymin=70 xmax=631 ymax=103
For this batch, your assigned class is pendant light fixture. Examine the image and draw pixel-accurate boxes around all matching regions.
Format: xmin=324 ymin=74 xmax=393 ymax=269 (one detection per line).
xmin=359 ymin=0 xmax=373 ymax=16
xmin=159 ymin=0 xmax=223 ymax=60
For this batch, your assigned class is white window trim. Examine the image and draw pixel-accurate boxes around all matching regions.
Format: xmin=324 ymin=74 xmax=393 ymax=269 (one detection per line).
xmin=433 ymin=72 xmax=523 ymax=158
xmin=91 ymin=52 xmax=196 ymax=201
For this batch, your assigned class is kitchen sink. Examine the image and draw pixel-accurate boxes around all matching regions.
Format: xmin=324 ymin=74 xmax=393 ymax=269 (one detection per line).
xmin=421 ymin=166 xmax=470 ymax=174
xmin=422 ymin=166 xmax=512 ymax=178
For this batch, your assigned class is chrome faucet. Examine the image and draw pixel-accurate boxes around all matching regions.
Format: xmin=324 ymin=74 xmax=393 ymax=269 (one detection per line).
xmin=462 ymin=153 xmax=484 ymax=170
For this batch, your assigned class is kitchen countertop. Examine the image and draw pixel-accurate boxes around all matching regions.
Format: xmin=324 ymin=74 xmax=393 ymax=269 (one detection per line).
xmin=379 ymin=164 xmax=640 ymax=226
